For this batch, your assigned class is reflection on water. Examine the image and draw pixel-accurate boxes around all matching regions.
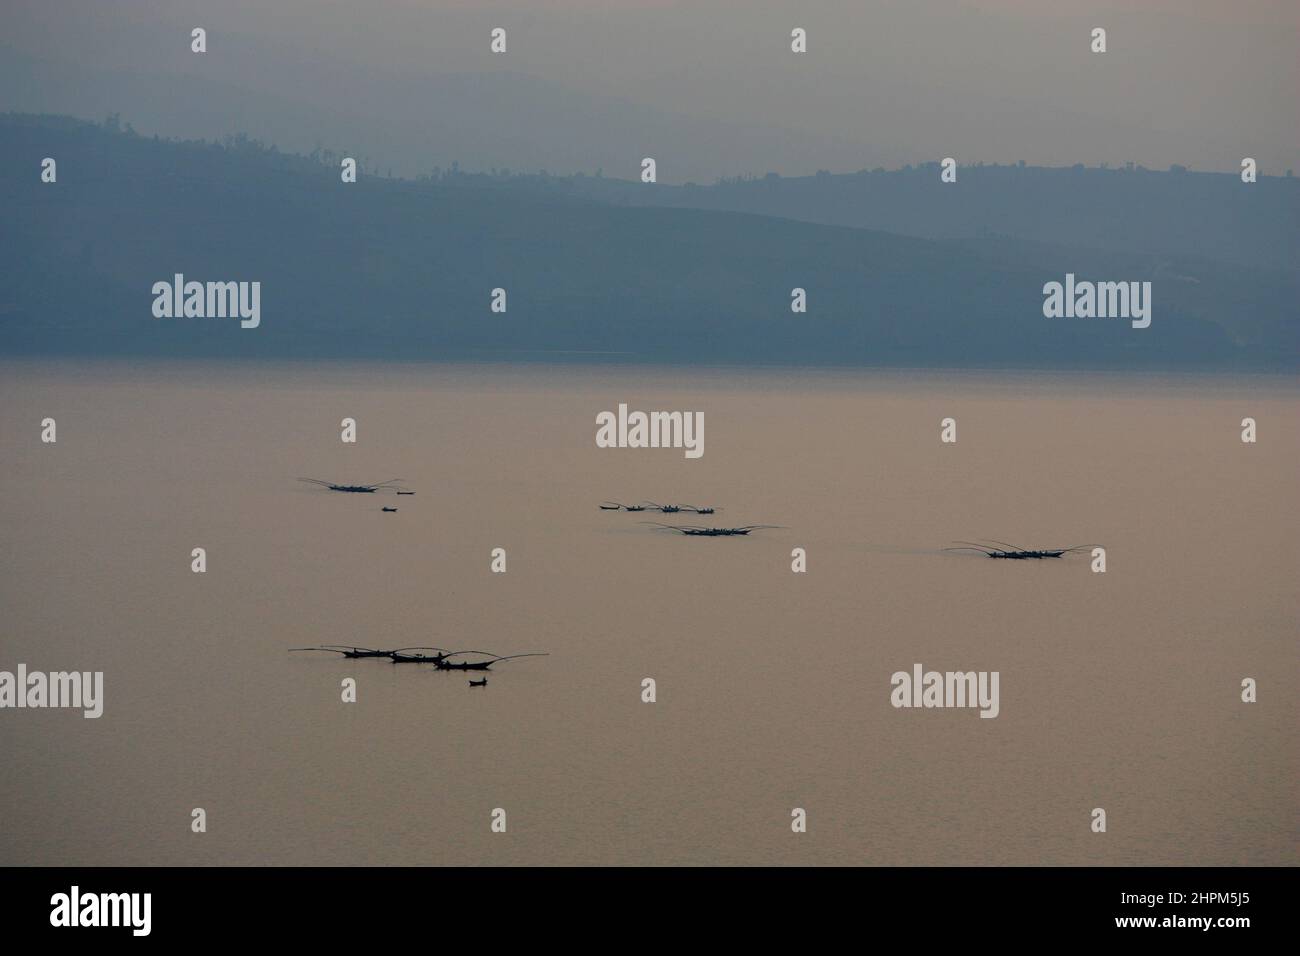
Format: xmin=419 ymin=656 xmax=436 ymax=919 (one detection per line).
xmin=0 ymin=360 xmax=1295 ymax=865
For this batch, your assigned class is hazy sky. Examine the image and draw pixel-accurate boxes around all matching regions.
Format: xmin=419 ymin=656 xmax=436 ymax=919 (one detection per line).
xmin=5 ymin=0 xmax=1297 ymax=180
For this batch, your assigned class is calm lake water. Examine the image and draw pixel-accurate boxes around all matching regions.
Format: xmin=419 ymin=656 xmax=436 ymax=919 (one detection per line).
xmin=0 ymin=360 xmax=1295 ymax=865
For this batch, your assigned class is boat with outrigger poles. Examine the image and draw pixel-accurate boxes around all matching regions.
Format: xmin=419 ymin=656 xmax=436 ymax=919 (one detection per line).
xmin=297 ymin=477 xmax=410 ymax=494
xmin=289 ymin=644 xmax=395 ymax=659
xmin=288 ymin=646 xmax=548 ymax=669
xmin=433 ymin=651 xmax=549 ymax=671
xmin=943 ymin=540 xmax=1098 ymax=560
xmin=645 ymin=522 xmax=779 ymax=537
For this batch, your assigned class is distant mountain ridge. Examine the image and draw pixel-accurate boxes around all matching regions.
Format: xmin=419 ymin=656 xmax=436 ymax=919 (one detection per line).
xmin=565 ymin=163 xmax=1300 ymax=274
xmin=0 ymin=42 xmax=898 ymax=186
xmin=1 ymin=113 xmax=1295 ymax=370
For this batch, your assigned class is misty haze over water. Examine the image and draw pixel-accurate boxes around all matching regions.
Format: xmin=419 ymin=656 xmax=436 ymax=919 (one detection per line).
xmin=0 ymin=0 xmax=1296 ymax=874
